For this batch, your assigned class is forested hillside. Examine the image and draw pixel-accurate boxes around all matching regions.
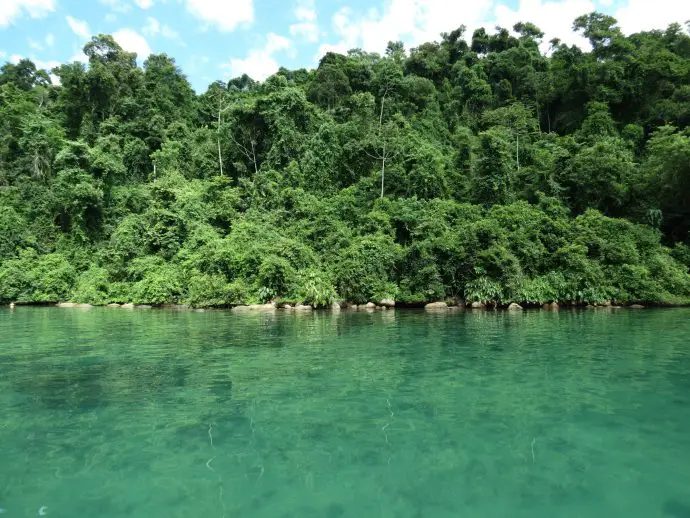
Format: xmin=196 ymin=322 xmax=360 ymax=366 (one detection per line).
xmin=1 ymin=13 xmax=690 ymax=307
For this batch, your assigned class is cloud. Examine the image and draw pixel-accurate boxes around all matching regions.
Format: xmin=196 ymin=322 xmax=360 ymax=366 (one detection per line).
xmin=10 ymin=54 xmax=22 ymax=64
xmin=134 ymin=0 xmax=154 ymax=8
xmin=317 ymin=1 xmax=496 ymax=60
xmin=70 ymin=50 xmax=88 ymax=63
xmin=99 ymin=0 xmax=132 ymax=14
xmin=45 ymin=33 xmax=54 ymax=46
xmin=614 ymin=0 xmax=690 ymax=34
xmin=0 ymin=0 xmax=56 ymax=27
xmin=66 ymin=15 xmax=91 ymax=39
xmin=0 ymin=50 xmax=6 ymax=59
xmin=492 ymin=0 xmax=595 ymax=52
xmin=223 ymin=32 xmax=292 ymax=81
xmin=28 ymin=38 xmax=43 ymax=51
xmin=113 ymin=28 xmax=152 ymax=59
xmin=142 ymin=16 xmax=179 ymax=39
xmin=185 ymin=0 xmax=254 ymax=32
xmin=290 ymin=0 xmax=319 ymax=42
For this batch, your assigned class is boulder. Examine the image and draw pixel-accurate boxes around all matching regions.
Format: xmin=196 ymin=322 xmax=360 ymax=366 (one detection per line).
xmin=425 ymin=302 xmax=448 ymax=310
xmin=106 ymin=303 xmax=121 ymax=308
xmin=543 ymin=302 xmax=559 ymax=310
xmin=379 ymin=298 xmax=396 ymax=308
xmin=283 ymin=304 xmax=293 ymax=310
xmin=56 ymin=302 xmax=78 ymax=308
xmin=121 ymin=303 xmax=135 ymax=309
xmin=364 ymin=302 xmax=377 ymax=309
xmin=470 ymin=301 xmax=485 ymax=309
xmin=601 ymin=300 xmax=612 ymax=307
xmin=629 ymin=304 xmax=645 ymax=309
xmin=507 ymin=303 xmax=523 ymax=311
xmin=233 ymin=303 xmax=276 ymax=312
xmin=294 ymin=304 xmax=313 ymax=311
xmin=136 ymin=305 xmax=153 ymax=309
xmin=331 ymin=302 xmax=341 ymax=311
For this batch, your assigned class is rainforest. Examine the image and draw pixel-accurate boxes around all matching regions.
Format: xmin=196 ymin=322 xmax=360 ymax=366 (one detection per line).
xmin=1 ymin=13 xmax=689 ymax=308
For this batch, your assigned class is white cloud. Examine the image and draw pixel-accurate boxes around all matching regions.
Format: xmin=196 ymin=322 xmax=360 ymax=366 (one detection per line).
xmin=113 ymin=28 xmax=152 ymax=59
xmin=45 ymin=33 xmax=54 ymax=46
xmin=223 ymin=32 xmax=292 ymax=81
xmin=317 ymin=1 xmax=497 ymax=60
xmin=185 ymin=0 xmax=253 ymax=32
xmin=614 ymin=0 xmax=690 ymax=34
xmin=134 ymin=0 xmax=154 ymax=8
xmin=290 ymin=0 xmax=319 ymax=42
xmin=492 ymin=0 xmax=595 ymax=52
xmin=28 ymin=38 xmax=43 ymax=51
xmin=70 ymin=50 xmax=88 ymax=63
xmin=0 ymin=0 xmax=56 ymax=26
xmin=10 ymin=54 xmax=22 ymax=64
xmin=142 ymin=16 xmax=179 ymax=39
xmin=0 ymin=50 xmax=6 ymax=59
xmin=99 ymin=0 xmax=132 ymax=13
xmin=66 ymin=16 xmax=91 ymax=39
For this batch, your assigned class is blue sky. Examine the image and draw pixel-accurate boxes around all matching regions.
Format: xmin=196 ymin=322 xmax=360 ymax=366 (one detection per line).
xmin=1 ymin=0 xmax=689 ymax=92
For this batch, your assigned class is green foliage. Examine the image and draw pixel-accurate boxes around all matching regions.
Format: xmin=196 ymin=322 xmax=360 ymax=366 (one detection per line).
xmin=1 ymin=16 xmax=690 ymax=307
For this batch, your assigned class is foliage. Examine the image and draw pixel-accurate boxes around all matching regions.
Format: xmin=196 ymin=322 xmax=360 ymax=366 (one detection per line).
xmin=1 ymin=19 xmax=690 ymax=306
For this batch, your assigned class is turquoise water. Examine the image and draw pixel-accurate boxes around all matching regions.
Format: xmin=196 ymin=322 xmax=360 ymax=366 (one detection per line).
xmin=1 ymin=307 xmax=689 ymax=518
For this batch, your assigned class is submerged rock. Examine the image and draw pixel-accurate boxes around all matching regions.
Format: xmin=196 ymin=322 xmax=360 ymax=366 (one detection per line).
xmin=425 ymin=301 xmax=448 ymax=310
xmin=507 ymin=302 xmax=523 ymax=311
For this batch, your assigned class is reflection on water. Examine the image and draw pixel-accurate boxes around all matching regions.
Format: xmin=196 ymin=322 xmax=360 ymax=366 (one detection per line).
xmin=1 ymin=307 xmax=690 ymax=518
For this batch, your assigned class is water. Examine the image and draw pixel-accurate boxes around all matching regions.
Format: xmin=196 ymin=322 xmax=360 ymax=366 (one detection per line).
xmin=1 ymin=307 xmax=690 ymax=518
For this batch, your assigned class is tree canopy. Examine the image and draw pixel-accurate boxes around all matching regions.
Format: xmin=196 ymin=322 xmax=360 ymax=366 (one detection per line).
xmin=1 ymin=17 xmax=690 ymax=307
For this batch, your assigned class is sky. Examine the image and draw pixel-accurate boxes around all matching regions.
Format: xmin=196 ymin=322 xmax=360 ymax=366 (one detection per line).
xmin=1 ymin=0 xmax=689 ymax=92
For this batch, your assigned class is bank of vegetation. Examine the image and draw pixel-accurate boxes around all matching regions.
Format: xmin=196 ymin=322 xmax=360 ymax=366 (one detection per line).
xmin=1 ymin=13 xmax=689 ymax=308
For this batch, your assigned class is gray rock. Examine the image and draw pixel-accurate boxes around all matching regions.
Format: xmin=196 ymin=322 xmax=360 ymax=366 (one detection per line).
xmin=106 ymin=303 xmax=121 ymax=308
xmin=364 ymin=302 xmax=377 ymax=309
xmin=330 ymin=302 xmax=341 ymax=311
xmin=294 ymin=304 xmax=313 ymax=311
xmin=470 ymin=301 xmax=485 ymax=309
xmin=121 ymin=303 xmax=135 ymax=309
xmin=507 ymin=302 xmax=523 ymax=311
xmin=283 ymin=304 xmax=293 ymax=309
xmin=425 ymin=302 xmax=448 ymax=310
xmin=233 ymin=303 xmax=276 ymax=312
xmin=629 ymin=304 xmax=645 ymax=309
xmin=379 ymin=298 xmax=396 ymax=308
xmin=56 ymin=302 xmax=78 ymax=308
xmin=136 ymin=305 xmax=153 ymax=309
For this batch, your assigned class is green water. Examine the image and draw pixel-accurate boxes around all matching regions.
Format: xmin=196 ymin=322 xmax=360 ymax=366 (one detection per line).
xmin=1 ymin=308 xmax=689 ymax=518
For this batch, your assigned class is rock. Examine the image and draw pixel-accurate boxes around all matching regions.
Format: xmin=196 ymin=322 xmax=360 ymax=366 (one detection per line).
xmin=601 ymin=300 xmax=612 ymax=307
xmin=330 ymin=302 xmax=341 ymax=311
xmin=56 ymin=302 xmax=78 ymax=308
xmin=106 ymin=303 xmax=121 ymax=308
xmin=76 ymin=303 xmax=93 ymax=309
xmin=543 ymin=302 xmax=559 ymax=310
xmin=379 ymin=298 xmax=396 ymax=308
xmin=136 ymin=305 xmax=153 ymax=309
xmin=233 ymin=303 xmax=276 ymax=312
xmin=507 ymin=303 xmax=523 ymax=311
xmin=425 ymin=302 xmax=448 ymax=310
xmin=470 ymin=301 xmax=485 ymax=309
xmin=9 ymin=302 xmax=15 ymax=309
xmin=294 ymin=304 xmax=313 ymax=311
xmin=364 ymin=302 xmax=377 ymax=309
xmin=629 ymin=304 xmax=645 ymax=309
xmin=194 ymin=308 xmax=206 ymax=313
xmin=283 ymin=304 xmax=293 ymax=310
xmin=121 ymin=303 xmax=135 ymax=309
